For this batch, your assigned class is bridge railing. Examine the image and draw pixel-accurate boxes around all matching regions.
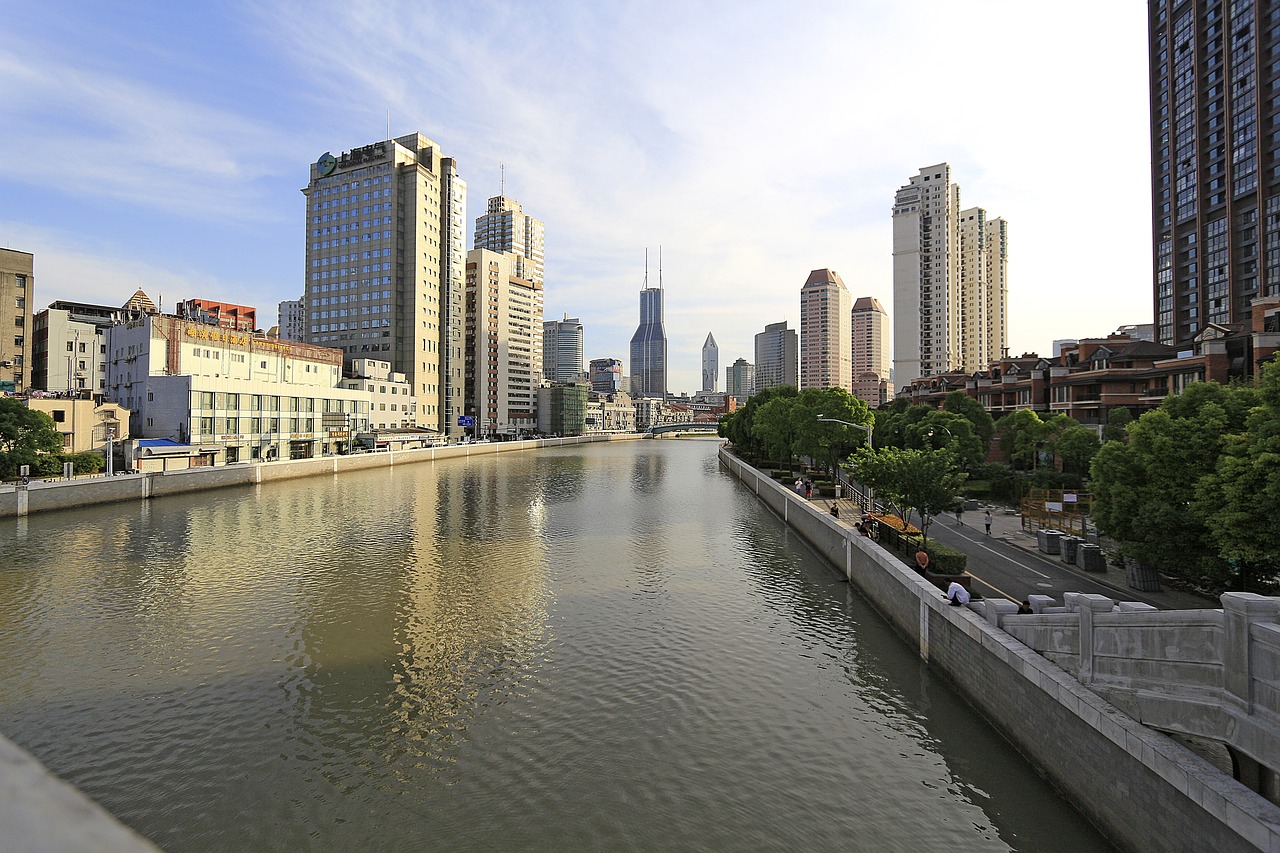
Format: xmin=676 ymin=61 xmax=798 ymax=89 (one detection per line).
xmin=995 ymin=591 xmax=1280 ymax=782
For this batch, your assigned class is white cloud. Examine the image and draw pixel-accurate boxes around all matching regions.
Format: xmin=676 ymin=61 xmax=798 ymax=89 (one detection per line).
xmin=7 ymin=0 xmax=1155 ymax=395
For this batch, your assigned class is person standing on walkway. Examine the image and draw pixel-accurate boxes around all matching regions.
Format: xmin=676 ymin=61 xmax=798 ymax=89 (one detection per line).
xmin=804 ymin=479 xmax=813 ymax=500
xmin=914 ymin=547 xmax=930 ymax=576
xmin=955 ymin=506 xmax=964 ymax=525
xmin=984 ymin=510 xmax=993 ymax=536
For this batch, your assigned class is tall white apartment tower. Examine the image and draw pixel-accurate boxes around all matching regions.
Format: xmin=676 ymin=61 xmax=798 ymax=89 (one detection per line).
xmin=465 ymin=249 xmax=544 ymax=437
xmin=701 ymin=332 xmax=718 ymax=392
xmin=799 ymin=268 xmax=852 ymax=391
xmin=278 ymin=298 xmax=304 ymax=342
xmin=851 ymin=296 xmax=892 ymax=407
xmin=892 ymin=163 xmax=1008 ymax=385
xmin=303 ymin=134 xmax=467 ymax=438
xmin=474 ymin=195 xmax=545 ymax=288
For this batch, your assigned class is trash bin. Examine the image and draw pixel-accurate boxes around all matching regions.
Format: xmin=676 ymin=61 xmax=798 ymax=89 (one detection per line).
xmin=1077 ymin=543 xmax=1106 ymax=572
xmin=1125 ymin=557 xmax=1162 ymax=592
xmin=835 ymin=484 xmax=842 ymax=500
xmin=1060 ymin=536 xmax=1080 ymax=564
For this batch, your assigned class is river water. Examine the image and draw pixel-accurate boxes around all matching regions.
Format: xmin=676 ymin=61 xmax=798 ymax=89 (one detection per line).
xmin=0 ymin=438 xmax=1111 ymax=851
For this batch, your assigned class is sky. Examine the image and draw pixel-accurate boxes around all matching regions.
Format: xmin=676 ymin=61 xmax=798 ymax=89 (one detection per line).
xmin=0 ymin=0 xmax=1153 ymax=395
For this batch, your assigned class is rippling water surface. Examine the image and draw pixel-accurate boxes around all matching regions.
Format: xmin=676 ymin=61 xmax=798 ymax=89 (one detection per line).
xmin=0 ymin=439 xmax=1111 ymax=851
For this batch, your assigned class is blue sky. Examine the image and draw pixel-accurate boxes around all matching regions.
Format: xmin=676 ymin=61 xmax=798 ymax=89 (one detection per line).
xmin=1 ymin=0 xmax=1152 ymax=394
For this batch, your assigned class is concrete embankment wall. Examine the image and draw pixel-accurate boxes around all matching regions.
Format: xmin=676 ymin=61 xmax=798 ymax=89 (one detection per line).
xmin=719 ymin=448 xmax=1280 ymax=853
xmin=0 ymin=435 xmax=642 ymax=519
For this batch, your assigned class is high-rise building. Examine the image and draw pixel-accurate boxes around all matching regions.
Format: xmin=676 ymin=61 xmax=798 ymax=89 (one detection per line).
xmin=726 ymin=357 xmax=755 ymax=402
xmin=473 ymin=195 xmax=545 ymax=288
xmin=799 ymin=268 xmax=852 ymax=390
xmin=892 ymin=163 xmax=1008 ymax=386
xmin=1149 ymin=0 xmax=1277 ymax=347
xmin=589 ymin=357 xmax=624 ymax=393
xmin=0 ymin=248 xmax=33 ymax=393
xmin=543 ymin=314 xmax=583 ymax=383
xmin=701 ymin=332 xmax=719 ymax=392
xmin=303 ymin=134 xmax=467 ymax=438
xmin=754 ymin=320 xmax=798 ymax=391
xmin=278 ymin=298 xmax=305 ymax=342
xmin=851 ymin=296 xmax=892 ymax=407
xmin=465 ymin=249 xmax=544 ymax=437
xmin=629 ymin=258 xmax=667 ymax=398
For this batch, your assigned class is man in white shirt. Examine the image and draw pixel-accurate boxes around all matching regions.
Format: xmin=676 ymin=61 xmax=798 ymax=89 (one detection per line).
xmin=945 ymin=581 xmax=971 ymax=607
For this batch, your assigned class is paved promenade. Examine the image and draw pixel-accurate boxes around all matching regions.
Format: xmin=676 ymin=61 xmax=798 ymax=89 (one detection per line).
xmin=812 ymin=490 xmax=1212 ymax=610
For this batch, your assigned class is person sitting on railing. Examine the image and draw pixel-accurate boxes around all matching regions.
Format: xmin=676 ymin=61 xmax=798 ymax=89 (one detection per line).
xmin=945 ymin=581 xmax=971 ymax=607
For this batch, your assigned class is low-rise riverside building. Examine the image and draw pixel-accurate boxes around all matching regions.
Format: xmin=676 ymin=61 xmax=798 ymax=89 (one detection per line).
xmin=105 ymin=314 xmax=370 ymax=462
xmin=536 ymin=382 xmax=587 ymax=436
xmin=23 ymin=395 xmax=130 ymax=456
xmin=339 ymin=358 xmax=417 ymax=431
xmin=584 ymin=390 xmax=636 ymax=433
xmin=896 ymin=297 xmax=1280 ymax=429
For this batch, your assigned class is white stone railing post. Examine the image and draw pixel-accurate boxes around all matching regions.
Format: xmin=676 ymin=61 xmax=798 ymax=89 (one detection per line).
xmin=1077 ymin=594 xmax=1115 ymax=684
xmin=1222 ymin=592 xmax=1280 ymax=712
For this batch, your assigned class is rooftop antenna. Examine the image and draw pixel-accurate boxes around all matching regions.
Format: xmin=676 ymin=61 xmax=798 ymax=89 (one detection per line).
xmin=659 ymin=245 xmax=663 ymax=290
xmin=387 ymin=109 xmax=391 ymax=141
xmin=643 ymin=248 xmax=649 ymax=290
xmin=500 ymin=162 xmax=505 ymax=196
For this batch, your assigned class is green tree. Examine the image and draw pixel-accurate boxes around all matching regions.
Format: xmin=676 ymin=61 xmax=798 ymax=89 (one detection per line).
xmin=719 ymin=385 xmax=798 ymax=461
xmin=792 ymin=387 xmax=873 ymax=476
xmin=994 ymin=409 xmax=1046 ymax=469
xmin=751 ymin=396 xmax=800 ymax=467
xmin=1196 ymin=361 xmax=1280 ymax=589
xmin=0 ymin=398 xmax=62 ymax=455
xmin=1102 ymin=407 xmax=1133 ymax=442
xmin=1091 ymin=379 xmax=1261 ymax=589
xmin=942 ymin=390 xmax=995 ymax=452
xmin=1052 ymin=424 xmax=1101 ymax=478
xmin=851 ymin=446 xmax=966 ymax=544
xmin=0 ymin=399 xmax=63 ymax=477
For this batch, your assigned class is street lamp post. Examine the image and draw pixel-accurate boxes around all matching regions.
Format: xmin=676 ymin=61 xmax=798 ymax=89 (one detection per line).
xmin=105 ymin=427 xmax=115 ymax=477
xmin=817 ymin=414 xmax=874 ymax=511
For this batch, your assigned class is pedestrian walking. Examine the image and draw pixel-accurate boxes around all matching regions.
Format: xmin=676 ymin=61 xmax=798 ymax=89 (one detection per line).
xmin=984 ymin=510 xmax=993 ymax=535
xmin=804 ymin=479 xmax=813 ymax=500
xmin=795 ymin=478 xmax=804 ymax=495
xmin=955 ymin=506 xmax=963 ymax=525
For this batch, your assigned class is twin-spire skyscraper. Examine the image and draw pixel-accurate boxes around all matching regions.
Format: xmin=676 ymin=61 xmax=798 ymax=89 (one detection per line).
xmin=629 ymin=250 xmax=667 ymax=398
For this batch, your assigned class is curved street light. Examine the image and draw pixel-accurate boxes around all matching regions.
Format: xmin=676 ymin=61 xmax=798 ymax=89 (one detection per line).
xmin=925 ymin=423 xmax=953 ymax=448
xmin=817 ymin=414 xmax=875 ymax=512
xmin=815 ymin=414 xmax=873 ymax=444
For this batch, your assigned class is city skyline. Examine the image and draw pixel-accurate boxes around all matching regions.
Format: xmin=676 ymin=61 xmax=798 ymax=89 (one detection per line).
xmin=0 ymin=2 xmax=1151 ymax=394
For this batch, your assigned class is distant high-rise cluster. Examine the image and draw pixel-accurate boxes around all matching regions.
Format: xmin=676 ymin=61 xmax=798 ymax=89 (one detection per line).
xmin=851 ymin=296 xmax=892 ymax=407
xmin=799 ymin=268 xmax=852 ymax=391
xmin=892 ymin=163 xmax=1008 ymax=387
xmin=726 ymin=357 xmax=755 ymax=403
xmin=754 ymin=320 xmax=797 ymax=392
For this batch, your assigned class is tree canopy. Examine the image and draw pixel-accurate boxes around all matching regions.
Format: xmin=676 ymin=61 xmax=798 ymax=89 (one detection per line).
xmin=1091 ymin=377 xmax=1264 ymax=590
xmin=851 ymin=446 xmax=965 ymax=543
